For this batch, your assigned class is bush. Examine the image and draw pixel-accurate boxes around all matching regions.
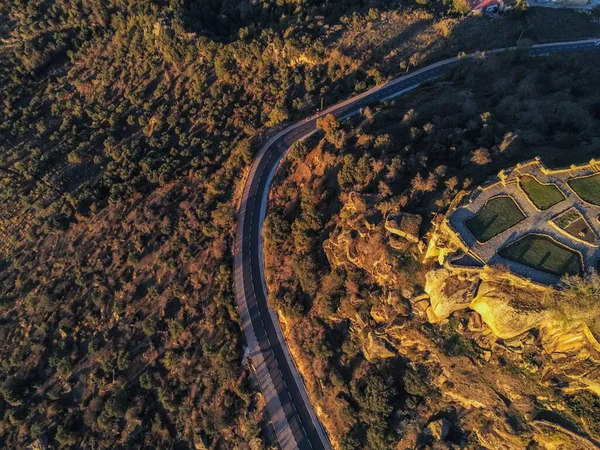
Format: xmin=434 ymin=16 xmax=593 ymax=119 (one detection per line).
xmin=0 ymin=379 xmax=23 ymax=407
xmin=142 ymin=316 xmax=158 ymax=336
xmin=557 ymin=274 xmax=600 ymax=326
xmin=288 ymin=141 xmax=309 ymax=161
xmin=55 ymin=426 xmax=77 ymax=446
xmin=403 ymin=365 xmax=430 ymax=397
xmin=453 ymin=0 xmax=472 ymax=15
xmin=140 ymin=373 xmax=153 ymax=390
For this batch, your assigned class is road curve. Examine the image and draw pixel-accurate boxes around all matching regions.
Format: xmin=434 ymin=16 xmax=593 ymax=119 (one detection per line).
xmin=233 ymin=38 xmax=600 ymax=450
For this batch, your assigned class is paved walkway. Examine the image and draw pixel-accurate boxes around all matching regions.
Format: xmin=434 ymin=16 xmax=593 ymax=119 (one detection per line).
xmin=449 ymin=161 xmax=600 ymax=284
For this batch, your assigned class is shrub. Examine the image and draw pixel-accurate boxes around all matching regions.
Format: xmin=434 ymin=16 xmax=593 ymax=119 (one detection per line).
xmin=140 ymin=373 xmax=153 ymax=390
xmin=142 ymin=316 xmax=158 ymax=336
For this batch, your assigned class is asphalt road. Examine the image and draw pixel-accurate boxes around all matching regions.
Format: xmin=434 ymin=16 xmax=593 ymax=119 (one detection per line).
xmin=233 ymin=38 xmax=600 ymax=450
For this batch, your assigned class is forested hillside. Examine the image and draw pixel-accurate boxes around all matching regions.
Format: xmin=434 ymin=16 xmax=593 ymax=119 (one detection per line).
xmin=1 ymin=0 xmax=599 ymax=448
xmin=265 ymin=50 xmax=600 ymax=448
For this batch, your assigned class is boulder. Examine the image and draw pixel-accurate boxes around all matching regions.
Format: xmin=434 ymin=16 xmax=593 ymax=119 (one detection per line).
xmin=362 ymin=332 xmax=395 ymax=361
xmin=370 ymin=304 xmax=395 ymax=323
xmin=467 ymin=311 xmax=484 ymax=332
xmin=470 ymin=281 xmax=548 ymax=340
xmin=425 ymin=268 xmax=479 ymax=322
xmin=424 ymin=418 xmax=451 ymax=441
xmin=389 ymin=234 xmax=411 ymax=251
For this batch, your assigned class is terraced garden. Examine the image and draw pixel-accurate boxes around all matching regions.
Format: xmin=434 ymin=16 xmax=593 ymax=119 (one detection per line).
xmin=499 ymin=234 xmax=582 ymax=277
xmin=569 ymin=174 xmax=600 ymax=206
xmin=552 ymin=208 xmax=598 ymax=245
xmin=520 ymin=175 xmax=565 ymax=210
xmin=465 ymin=196 xmax=526 ymax=242
xmin=448 ymin=160 xmax=600 ymax=283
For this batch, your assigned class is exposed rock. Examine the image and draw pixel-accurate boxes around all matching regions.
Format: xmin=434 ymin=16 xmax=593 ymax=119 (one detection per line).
xmin=467 ymin=311 xmax=484 ymax=331
xmin=541 ymin=326 xmax=587 ymax=354
xmin=423 ymin=215 xmax=460 ymax=264
xmin=193 ymin=437 xmax=208 ymax=450
xmin=317 ymin=187 xmax=600 ymax=449
xmin=396 ymin=422 xmax=419 ymax=448
xmin=362 ymin=332 xmax=395 ymax=361
xmin=324 ymin=199 xmax=401 ymax=286
xmin=470 ymin=281 xmax=549 ymax=340
xmin=412 ymin=298 xmax=430 ymax=317
xmin=531 ymin=420 xmax=600 ymax=450
xmin=27 ymin=436 xmax=48 ymax=450
xmin=425 ymin=268 xmax=479 ymax=322
xmin=386 ymin=211 xmax=422 ymax=243
xmin=389 ymin=234 xmax=411 ymax=251
xmin=476 ymin=421 xmax=526 ymax=449
xmin=424 ymin=418 xmax=451 ymax=441
xmin=370 ymin=303 xmax=396 ymax=323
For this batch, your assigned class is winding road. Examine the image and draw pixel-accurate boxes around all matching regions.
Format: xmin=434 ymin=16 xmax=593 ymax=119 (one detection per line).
xmin=233 ymin=38 xmax=600 ymax=450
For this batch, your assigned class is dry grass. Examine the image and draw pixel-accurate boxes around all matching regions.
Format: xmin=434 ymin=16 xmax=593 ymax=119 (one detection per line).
xmin=327 ymin=8 xmax=600 ymax=83
xmin=331 ymin=9 xmax=455 ymax=73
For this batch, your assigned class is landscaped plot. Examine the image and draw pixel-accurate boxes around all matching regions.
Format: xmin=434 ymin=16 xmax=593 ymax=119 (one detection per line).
xmin=466 ymin=196 xmax=526 ymax=242
xmin=519 ymin=175 xmax=564 ymax=210
xmin=499 ymin=234 xmax=582 ymax=277
xmin=568 ymin=174 xmax=600 ymax=206
xmin=552 ymin=208 xmax=598 ymax=245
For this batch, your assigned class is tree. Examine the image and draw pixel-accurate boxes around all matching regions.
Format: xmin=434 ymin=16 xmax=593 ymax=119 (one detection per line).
xmin=117 ymin=350 xmax=131 ymax=370
xmin=55 ymin=426 xmax=77 ymax=446
xmin=453 ymin=0 xmax=472 ymax=15
xmin=0 ymin=378 xmax=23 ymax=406
xmin=471 ymin=148 xmax=492 ymax=165
xmin=317 ymin=114 xmax=346 ymax=149
xmin=268 ymin=105 xmax=289 ymax=126
xmin=374 ymin=134 xmax=391 ymax=151
xmin=445 ymin=176 xmax=459 ymax=192
xmin=367 ymin=8 xmax=380 ymax=21
xmin=294 ymin=255 xmax=319 ymax=296
xmin=288 ymin=141 xmax=309 ymax=161
xmin=142 ymin=316 xmax=158 ymax=336
xmin=411 ymin=173 xmax=438 ymax=193
xmin=514 ymin=0 xmax=529 ymax=17
xmin=558 ymin=274 xmax=600 ymax=325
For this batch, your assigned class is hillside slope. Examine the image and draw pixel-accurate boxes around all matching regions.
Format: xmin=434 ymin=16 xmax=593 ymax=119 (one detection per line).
xmin=1 ymin=0 xmax=600 ymax=448
xmin=265 ymin=50 xmax=600 ymax=449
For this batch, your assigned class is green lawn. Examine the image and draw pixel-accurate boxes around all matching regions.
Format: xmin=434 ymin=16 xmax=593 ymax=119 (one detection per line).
xmin=520 ymin=175 xmax=564 ymax=210
xmin=466 ymin=196 xmax=526 ymax=242
xmin=499 ymin=235 xmax=582 ymax=277
xmin=568 ymin=174 xmax=600 ymax=206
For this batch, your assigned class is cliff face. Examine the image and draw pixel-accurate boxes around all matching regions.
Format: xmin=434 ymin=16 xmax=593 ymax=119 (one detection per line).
xmin=319 ymin=195 xmax=600 ymax=448
xmin=424 ymin=268 xmax=551 ymax=339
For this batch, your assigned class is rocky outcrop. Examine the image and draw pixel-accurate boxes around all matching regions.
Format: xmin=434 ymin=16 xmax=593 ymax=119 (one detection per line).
xmin=385 ymin=211 xmax=422 ymax=244
xmin=425 ymin=268 xmax=479 ymax=323
xmin=324 ymin=195 xmax=422 ymax=287
xmin=424 ymin=418 xmax=451 ymax=441
xmin=531 ymin=420 xmax=600 ymax=450
xmin=476 ymin=421 xmax=527 ymax=449
xmin=362 ymin=332 xmax=396 ymax=361
xmin=311 ymin=182 xmax=600 ymax=450
xmin=470 ymin=281 xmax=548 ymax=340
xmin=423 ymin=267 xmax=597 ymax=344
